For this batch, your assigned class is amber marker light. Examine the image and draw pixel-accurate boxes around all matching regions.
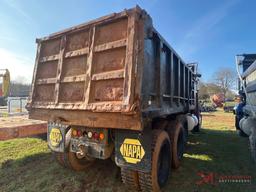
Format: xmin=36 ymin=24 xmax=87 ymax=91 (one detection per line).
xmin=99 ymin=133 xmax=105 ymax=140
xmin=72 ymin=129 xmax=77 ymax=137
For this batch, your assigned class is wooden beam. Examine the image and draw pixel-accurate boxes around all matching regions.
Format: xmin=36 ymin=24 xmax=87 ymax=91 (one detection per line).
xmin=0 ymin=123 xmax=47 ymax=140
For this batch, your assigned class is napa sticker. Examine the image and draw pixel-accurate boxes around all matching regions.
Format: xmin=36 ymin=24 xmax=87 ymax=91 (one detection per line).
xmin=120 ymin=138 xmax=145 ymax=164
xmin=49 ymin=128 xmax=63 ymax=147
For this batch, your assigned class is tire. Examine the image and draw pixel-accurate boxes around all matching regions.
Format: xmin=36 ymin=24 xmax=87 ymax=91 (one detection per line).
xmin=52 ymin=129 xmax=94 ymax=171
xmin=235 ymin=116 xmax=240 ymax=130
xmin=54 ymin=152 xmax=65 ymax=167
xmin=238 ymin=130 xmax=249 ymax=137
xmin=249 ymin=129 xmax=256 ymax=162
xmin=177 ymin=115 xmax=188 ymax=145
xmin=121 ymin=167 xmax=140 ymax=191
xmin=169 ymin=122 xmax=185 ymax=169
xmin=53 ymin=150 xmax=94 ymax=171
xmin=138 ymin=130 xmax=171 ymax=192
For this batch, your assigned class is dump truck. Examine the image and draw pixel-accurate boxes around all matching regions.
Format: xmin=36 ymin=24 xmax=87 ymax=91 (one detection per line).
xmin=235 ymin=54 xmax=256 ymax=160
xmin=26 ymin=6 xmax=201 ymax=191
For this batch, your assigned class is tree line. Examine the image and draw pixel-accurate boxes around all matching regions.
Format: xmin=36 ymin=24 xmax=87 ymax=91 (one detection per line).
xmin=199 ymin=67 xmax=237 ymax=101
xmin=0 ymin=82 xmax=30 ymax=97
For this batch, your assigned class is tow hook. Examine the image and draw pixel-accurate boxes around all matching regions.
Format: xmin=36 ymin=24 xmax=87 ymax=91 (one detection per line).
xmin=76 ymin=144 xmax=88 ymax=159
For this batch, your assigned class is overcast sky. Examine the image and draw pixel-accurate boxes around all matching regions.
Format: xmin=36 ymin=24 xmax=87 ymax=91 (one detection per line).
xmin=0 ymin=0 xmax=255 ymax=83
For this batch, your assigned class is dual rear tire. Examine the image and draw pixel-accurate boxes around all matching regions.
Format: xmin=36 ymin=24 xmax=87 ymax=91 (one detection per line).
xmin=121 ymin=130 xmax=172 ymax=192
xmin=121 ymin=118 xmax=186 ymax=191
xmin=168 ymin=120 xmax=185 ymax=169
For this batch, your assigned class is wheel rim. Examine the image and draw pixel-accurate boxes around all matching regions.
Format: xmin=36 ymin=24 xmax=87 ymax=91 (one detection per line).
xmin=157 ymin=139 xmax=171 ymax=187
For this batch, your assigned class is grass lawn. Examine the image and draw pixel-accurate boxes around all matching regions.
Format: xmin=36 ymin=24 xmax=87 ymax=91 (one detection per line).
xmin=1 ymin=110 xmax=256 ymax=192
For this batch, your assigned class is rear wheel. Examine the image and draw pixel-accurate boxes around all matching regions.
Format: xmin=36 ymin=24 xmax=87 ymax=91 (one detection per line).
xmin=53 ymin=150 xmax=94 ymax=171
xmin=138 ymin=130 xmax=171 ymax=192
xmin=52 ymin=130 xmax=94 ymax=171
xmin=177 ymin=115 xmax=188 ymax=145
xmin=121 ymin=167 xmax=140 ymax=191
xmin=169 ymin=121 xmax=185 ymax=169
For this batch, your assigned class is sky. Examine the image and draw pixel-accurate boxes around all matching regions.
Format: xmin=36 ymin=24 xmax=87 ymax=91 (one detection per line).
xmin=0 ymin=0 xmax=255 ymax=84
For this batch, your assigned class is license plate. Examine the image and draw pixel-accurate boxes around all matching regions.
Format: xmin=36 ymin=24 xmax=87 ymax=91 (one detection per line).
xmin=49 ymin=128 xmax=63 ymax=147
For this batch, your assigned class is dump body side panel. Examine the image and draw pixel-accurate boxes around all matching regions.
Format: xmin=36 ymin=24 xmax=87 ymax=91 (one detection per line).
xmin=140 ymin=20 xmax=198 ymax=118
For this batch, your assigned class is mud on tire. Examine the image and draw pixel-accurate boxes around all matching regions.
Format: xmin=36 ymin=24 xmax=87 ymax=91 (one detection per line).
xmin=53 ymin=150 xmax=94 ymax=171
xmin=121 ymin=167 xmax=140 ymax=191
xmin=138 ymin=130 xmax=171 ymax=192
xmin=168 ymin=121 xmax=185 ymax=169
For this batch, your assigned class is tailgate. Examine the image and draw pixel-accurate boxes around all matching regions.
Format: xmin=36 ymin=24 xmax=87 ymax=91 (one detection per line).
xmin=28 ymin=10 xmax=139 ymax=113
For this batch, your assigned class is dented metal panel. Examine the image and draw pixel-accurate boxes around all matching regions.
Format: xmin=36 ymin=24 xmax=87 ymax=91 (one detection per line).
xmin=27 ymin=9 xmax=138 ymax=114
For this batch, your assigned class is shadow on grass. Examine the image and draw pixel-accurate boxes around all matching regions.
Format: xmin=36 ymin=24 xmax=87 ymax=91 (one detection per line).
xmin=1 ymin=152 xmax=50 ymax=169
xmin=201 ymin=114 xmax=216 ymax=117
xmin=0 ymin=151 xmax=126 ymax=192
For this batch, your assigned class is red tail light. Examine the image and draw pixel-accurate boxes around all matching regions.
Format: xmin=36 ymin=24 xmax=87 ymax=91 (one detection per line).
xmin=93 ymin=132 xmax=99 ymax=140
xmin=77 ymin=130 xmax=82 ymax=137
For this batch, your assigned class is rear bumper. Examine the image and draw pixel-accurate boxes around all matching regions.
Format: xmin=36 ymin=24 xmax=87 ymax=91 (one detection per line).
xmin=70 ymin=138 xmax=113 ymax=159
xmin=29 ymin=108 xmax=142 ymax=130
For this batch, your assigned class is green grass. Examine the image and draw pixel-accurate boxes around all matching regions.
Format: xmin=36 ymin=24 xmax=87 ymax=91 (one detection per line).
xmin=0 ymin=138 xmax=123 ymax=192
xmin=1 ymin=111 xmax=256 ymax=192
xmin=224 ymin=101 xmax=236 ymax=107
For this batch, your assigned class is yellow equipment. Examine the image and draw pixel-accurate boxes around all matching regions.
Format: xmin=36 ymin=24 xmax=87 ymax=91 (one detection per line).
xmin=0 ymin=69 xmax=10 ymax=105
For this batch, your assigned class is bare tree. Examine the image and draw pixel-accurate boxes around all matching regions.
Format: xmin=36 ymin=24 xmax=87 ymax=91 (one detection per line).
xmin=213 ymin=68 xmax=236 ymax=101
xmin=206 ymin=83 xmax=222 ymax=96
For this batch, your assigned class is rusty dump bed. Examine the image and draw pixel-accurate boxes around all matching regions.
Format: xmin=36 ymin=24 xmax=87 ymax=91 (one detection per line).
xmin=27 ymin=7 xmax=143 ymax=130
xmin=27 ymin=6 xmax=199 ymax=130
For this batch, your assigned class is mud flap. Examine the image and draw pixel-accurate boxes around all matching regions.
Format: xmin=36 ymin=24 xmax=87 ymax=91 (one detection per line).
xmin=115 ymin=125 xmax=152 ymax=172
xmin=47 ymin=122 xmax=68 ymax=152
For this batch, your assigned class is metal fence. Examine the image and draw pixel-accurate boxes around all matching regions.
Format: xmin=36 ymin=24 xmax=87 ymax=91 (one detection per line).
xmin=7 ymin=97 xmax=28 ymax=115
